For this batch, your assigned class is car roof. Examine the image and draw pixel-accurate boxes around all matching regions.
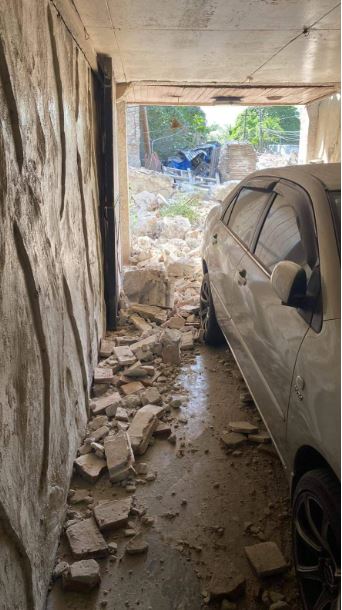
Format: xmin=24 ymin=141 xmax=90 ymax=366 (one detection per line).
xmin=248 ymin=162 xmax=341 ymax=191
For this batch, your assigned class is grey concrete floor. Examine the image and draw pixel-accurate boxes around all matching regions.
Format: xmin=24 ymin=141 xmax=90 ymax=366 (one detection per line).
xmin=46 ymin=344 xmax=301 ymax=610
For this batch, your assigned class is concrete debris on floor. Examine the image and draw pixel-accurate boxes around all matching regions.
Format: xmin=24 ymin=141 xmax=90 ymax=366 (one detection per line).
xmin=47 ymin=284 xmax=301 ymax=610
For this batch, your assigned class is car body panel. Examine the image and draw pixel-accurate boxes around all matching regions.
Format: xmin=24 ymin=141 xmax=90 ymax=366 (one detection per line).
xmin=202 ymin=163 xmax=341 ymax=484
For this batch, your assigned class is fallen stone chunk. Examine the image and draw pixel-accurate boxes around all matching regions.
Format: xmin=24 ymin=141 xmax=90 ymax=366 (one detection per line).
xmin=104 ymin=431 xmax=135 ymax=482
xmin=123 ymin=394 xmax=142 ymax=409
xmin=220 ymin=432 xmax=246 ymax=449
xmin=53 ymin=561 xmax=69 ymax=580
xmin=66 ymin=518 xmax=108 ymax=559
xmin=74 ymin=454 xmax=107 ymax=483
xmin=170 ymin=395 xmax=186 ymax=408
xmin=128 ymin=406 xmax=159 ymax=455
xmin=124 ymin=361 xmax=149 ymax=378
xmin=108 ymin=542 xmax=118 ymax=555
xmin=245 ymin=542 xmax=288 ymax=577
xmin=93 ymin=497 xmax=132 ymax=531
xmin=92 ymin=425 xmax=110 ymax=443
xmin=130 ymin=334 xmax=161 ymax=358
xmin=79 ymin=443 xmax=92 ymax=455
xmin=136 ymin=462 xmax=148 ymax=475
xmin=161 ymin=329 xmax=181 ymax=365
xmin=141 ymin=403 xmax=166 ymax=417
xmin=99 ymin=339 xmax=115 ymax=358
xmin=115 ymin=407 xmax=129 ymax=422
xmin=90 ymin=442 xmax=105 ymax=458
xmin=209 ymin=568 xmax=246 ymax=601
xmin=130 ymin=303 xmax=167 ymax=324
xmin=125 ymin=534 xmax=149 ymax=555
xmin=130 ymin=314 xmax=152 ymax=333
xmin=140 ymin=387 xmax=162 ymax=406
xmin=92 ymin=383 xmax=110 ymax=397
xmin=94 ymin=368 xmax=115 ymax=385
xmin=142 ymin=365 xmax=155 ymax=376
xmin=164 ymin=316 xmax=185 ymax=329
xmin=90 ymin=392 xmax=122 ymax=416
xmin=122 ymin=381 xmax=145 ymax=396
xmin=98 ymin=356 xmax=121 ymax=373
xmin=167 ymin=258 xmax=196 ymax=278
xmin=116 ymin=335 xmax=141 ymax=346
xmin=89 ymin=415 xmax=109 ymax=431
xmin=248 ymin=433 xmax=271 ymax=444
xmin=123 ymin=267 xmax=174 ymax=309
xmin=62 ymin=558 xmax=101 ymax=591
xmin=228 ymin=421 xmax=258 ymax=434
xmin=154 ymin=422 xmax=171 ymax=438
xmin=180 ymin=331 xmax=194 ymax=350
xmin=113 ymin=345 xmax=136 ymax=367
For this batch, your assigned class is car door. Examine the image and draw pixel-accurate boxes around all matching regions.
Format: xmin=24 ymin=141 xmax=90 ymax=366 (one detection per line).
xmin=230 ymin=180 xmax=320 ymax=459
xmin=208 ymin=184 xmax=273 ymax=337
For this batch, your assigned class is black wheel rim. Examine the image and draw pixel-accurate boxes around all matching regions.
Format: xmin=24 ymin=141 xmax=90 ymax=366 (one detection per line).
xmin=294 ymin=491 xmax=340 ymax=610
xmin=199 ymin=278 xmax=210 ymax=336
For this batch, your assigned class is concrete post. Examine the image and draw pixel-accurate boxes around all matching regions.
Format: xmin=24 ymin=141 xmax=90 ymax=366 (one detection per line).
xmin=117 ymin=101 xmax=130 ymax=265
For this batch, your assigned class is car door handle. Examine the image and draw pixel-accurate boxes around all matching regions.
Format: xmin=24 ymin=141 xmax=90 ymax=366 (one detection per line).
xmin=212 ymin=233 xmax=218 ymax=245
xmin=236 ymin=269 xmax=247 ymax=286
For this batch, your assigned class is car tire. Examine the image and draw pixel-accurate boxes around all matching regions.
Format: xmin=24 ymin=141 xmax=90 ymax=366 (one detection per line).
xmin=199 ymin=273 xmax=225 ymax=346
xmin=292 ymin=468 xmax=341 ymax=610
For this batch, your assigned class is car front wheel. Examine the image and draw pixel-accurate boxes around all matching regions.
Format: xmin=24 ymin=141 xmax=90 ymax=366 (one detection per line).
xmin=199 ymin=273 xmax=224 ymax=346
xmin=292 ymin=468 xmax=341 ymax=610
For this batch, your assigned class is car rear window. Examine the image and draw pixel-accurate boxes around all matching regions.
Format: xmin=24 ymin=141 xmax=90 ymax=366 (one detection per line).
xmin=227 ymin=188 xmax=270 ymax=248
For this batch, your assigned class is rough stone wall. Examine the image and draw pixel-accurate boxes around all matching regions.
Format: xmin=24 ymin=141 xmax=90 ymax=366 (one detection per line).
xmin=299 ymin=94 xmax=341 ymax=163
xmin=126 ymin=105 xmax=141 ymax=167
xmin=0 ymin=2 xmax=104 ymax=609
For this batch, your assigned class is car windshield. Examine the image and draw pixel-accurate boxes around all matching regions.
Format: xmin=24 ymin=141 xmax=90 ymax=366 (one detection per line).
xmin=328 ymin=190 xmax=341 ymax=251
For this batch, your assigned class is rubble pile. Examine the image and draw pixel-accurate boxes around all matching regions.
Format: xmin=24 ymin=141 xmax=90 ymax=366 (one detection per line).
xmin=51 ymin=296 xmax=202 ymax=594
xmin=218 ymin=143 xmax=257 ymax=181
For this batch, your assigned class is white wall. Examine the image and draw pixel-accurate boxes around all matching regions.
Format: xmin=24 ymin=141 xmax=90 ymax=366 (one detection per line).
xmin=299 ymin=94 xmax=341 ymax=164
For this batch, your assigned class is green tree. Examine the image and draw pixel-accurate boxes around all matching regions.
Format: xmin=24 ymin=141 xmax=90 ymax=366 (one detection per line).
xmin=228 ymin=106 xmax=300 ymax=150
xmin=146 ymin=106 xmax=212 ymax=161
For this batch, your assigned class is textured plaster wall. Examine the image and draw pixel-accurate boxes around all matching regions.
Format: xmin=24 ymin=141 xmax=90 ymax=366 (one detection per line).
xmin=299 ymin=94 xmax=341 ymax=163
xmin=0 ymin=1 xmax=104 ymax=608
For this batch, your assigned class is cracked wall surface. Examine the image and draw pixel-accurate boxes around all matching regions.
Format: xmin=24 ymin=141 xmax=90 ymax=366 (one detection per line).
xmin=0 ymin=1 xmax=105 ymax=608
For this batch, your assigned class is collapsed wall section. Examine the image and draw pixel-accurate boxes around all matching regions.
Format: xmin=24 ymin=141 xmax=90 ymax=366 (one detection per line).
xmin=0 ymin=1 xmax=105 ymax=608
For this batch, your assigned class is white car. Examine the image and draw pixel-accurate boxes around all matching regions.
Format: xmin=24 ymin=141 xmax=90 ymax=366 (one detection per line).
xmin=201 ymin=163 xmax=341 ymax=610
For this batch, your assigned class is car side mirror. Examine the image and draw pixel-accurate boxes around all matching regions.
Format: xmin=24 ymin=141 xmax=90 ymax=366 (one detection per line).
xmin=271 ymin=261 xmax=307 ymax=307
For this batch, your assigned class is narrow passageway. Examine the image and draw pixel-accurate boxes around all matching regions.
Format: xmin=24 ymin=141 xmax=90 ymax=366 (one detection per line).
xmin=47 ymin=329 xmax=301 ymax=610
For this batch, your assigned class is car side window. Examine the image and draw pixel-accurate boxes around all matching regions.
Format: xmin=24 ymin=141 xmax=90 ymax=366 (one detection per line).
xmin=227 ymin=188 xmax=271 ymax=249
xmin=254 ymin=195 xmax=307 ymax=272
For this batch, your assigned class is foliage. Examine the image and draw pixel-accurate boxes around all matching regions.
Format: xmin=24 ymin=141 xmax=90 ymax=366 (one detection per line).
xmin=228 ymin=106 xmax=300 ymax=149
xmin=146 ymin=106 xmax=212 ymax=161
xmin=160 ymin=193 xmax=201 ymax=223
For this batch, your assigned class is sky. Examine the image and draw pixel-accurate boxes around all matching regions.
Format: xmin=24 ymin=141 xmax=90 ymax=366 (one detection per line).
xmin=201 ymin=105 xmax=247 ymax=128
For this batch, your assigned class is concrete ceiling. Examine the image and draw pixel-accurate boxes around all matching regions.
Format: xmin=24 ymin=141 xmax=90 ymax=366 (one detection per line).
xmin=74 ymin=0 xmax=341 ymax=104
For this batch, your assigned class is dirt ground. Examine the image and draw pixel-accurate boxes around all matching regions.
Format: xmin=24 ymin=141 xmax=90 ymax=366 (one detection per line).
xmin=47 ymin=341 xmax=302 ymax=610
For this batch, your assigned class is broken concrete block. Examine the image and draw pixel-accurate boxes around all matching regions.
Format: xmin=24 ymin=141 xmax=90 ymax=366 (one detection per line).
xmin=161 ymin=329 xmax=181 ymax=365
xmin=79 ymin=443 xmax=92 ymax=456
xmin=93 ymin=497 xmax=132 ymax=531
xmin=228 ymin=421 xmax=258 ymax=434
xmin=115 ymin=407 xmax=129 ymax=422
xmin=140 ymin=387 xmax=162 ymax=406
xmin=164 ymin=315 xmax=185 ymax=329
xmin=62 ymin=559 xmax=100 ymax=591
xmin=245 ymin=542 xmax=288 ymax=577
xmin=104 ymin=431 xmax=135 ymax=482
xmin=140 ymin=403 xmax=165 ymax=417
xmin=124 ymin=361 xmax=149 ymax=378
xmin=93 ymin=367 xmax=115 ymax=385
xmin=130 ymin=303 xmax=167 ymax=324
xmin=90 ymin=442 xmax=105 ymax=458
xmin=123 ymin=267 xmax=174 ymax=308
xmin=92 ymin=425 xmax=110 ymax=443
xmin=89 ymin=415 xmax=109 ymax=431
xmin=99 ymin=339 xmax=115 ymax=358
xmin=128 ymin=406 xmax=159 ymax=455
xmin=125 ymin=534 xmax=149 ymax=555
xmin=180 ymin=331 xmax=194 ymax=350
xmin=123 ymin=394 xmax=142 ymax=409
xmin=130 ymin=334 xmax=161 ymax=358
xmin=167 ymin=258 xmax=196 ymax=278
xmin=69 ymin=490 xmax=92 ymax=505
xmin=113 ymin=345 xmax=136 ymax=367
xmin=115 ymin=335 xmax=140 ymax=346
xmin=66 ymin=518 xmax=108 ymax=559
xmin=248 ymin=433 xmax=271 ymax=444
xmin=209 ymin=569 xmax=246 ymax=601
xmin=220 ymin=432 xmax=246 ymax=449
xmin=130 ymin=314 xmax=152 ymax=333
xmin=74 ymin=454 xmax=107 ymax=483
xmin=121 ymin=381 xmax=145 ymax=396
xmin=154 ymin=422 xmax=171 ymax=438
xmin=90 ymin=392 xmax=122 ymax=416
